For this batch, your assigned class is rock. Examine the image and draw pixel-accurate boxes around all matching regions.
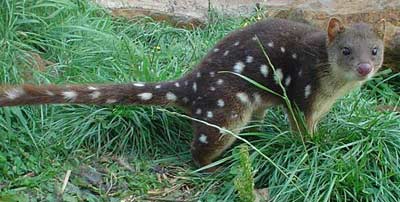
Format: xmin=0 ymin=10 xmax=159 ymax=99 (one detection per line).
xmin=382 ymin=23 xmax=400 ymax=71
xmin=94 ymin=0 xmax=400 ymax=71
xmin=110 ymin=8 xmax=204 ymax=29
xmin=264 ymin=0 xmax=400 ymax=71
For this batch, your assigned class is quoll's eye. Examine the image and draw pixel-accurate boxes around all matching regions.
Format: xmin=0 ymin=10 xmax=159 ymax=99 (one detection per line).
xmin=342 ymin=47 xmax=351 ymax=56
xmin=372 ymin=47 xmax=378 ymax=56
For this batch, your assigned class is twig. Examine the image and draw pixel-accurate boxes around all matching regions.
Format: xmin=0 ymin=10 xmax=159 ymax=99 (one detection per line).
xmin=115 ymin=156 xmax=136 ymax=173
xmin=60 ymin=170 xmax=72 ymax=195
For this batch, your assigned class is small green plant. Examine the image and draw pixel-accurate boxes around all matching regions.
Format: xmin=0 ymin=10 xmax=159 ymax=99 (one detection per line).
xmin=233 ymin=144 xmax=255 ymax=202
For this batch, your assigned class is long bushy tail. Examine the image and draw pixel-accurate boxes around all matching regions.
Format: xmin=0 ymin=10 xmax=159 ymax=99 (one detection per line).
xmin=0 ymin=81 xmax=187 ymax=107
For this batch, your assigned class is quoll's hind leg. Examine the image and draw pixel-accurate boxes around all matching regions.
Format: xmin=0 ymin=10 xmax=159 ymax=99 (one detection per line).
xmin=246 ymin=106 xmax=267 ymax=132
xmin=190 ymin=108 xmax=253 ymax=168
xmin=190 ymin=122 xmax=236 ymax=168
xmin=251 ymin=107 xmax=267 ymax=123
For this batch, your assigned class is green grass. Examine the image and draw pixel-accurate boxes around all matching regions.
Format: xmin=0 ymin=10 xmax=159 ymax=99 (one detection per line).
xmin=1 ymin=0 xmax=400 ymax=201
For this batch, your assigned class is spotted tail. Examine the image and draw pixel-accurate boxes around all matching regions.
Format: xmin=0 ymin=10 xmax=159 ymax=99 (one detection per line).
xmin=0 ymin=82 xmax=186 ymax=107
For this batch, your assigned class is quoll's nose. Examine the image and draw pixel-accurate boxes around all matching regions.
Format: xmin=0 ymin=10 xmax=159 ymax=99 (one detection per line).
xmin=357 ymin=63 xmax=372 ymax=77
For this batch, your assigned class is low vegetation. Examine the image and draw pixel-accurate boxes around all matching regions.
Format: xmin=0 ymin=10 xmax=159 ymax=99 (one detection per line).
xmin=0 ymin=0 xmax=399 ymax=201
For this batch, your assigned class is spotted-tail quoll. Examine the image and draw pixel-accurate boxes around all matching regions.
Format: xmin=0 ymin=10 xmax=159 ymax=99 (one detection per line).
xmin=0 ymin=18 xmax=385 ymax=168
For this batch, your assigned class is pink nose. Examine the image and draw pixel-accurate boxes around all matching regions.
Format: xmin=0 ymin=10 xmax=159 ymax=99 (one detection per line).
xmin=357 ymin=63 xmax=372 ymax=76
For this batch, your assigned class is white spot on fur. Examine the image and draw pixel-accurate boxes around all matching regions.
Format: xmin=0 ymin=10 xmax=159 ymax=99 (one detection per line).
xmin=268 ymin=41 xmax=274 ymax=47
xmin=280 ymin=47 xmax=285 ymax=53
xmin=236 ymin=92 xmax=250 ymax=104
xmin=62 ymin=91 xmax=77 ymax=101
xmin=207 ymin=111 xmax=213 ymax=118
xmin=90 ymin=91 xmax=101 ymax=99
xmin=246 ymin=56 xmax=254 ymax=63
xmin=182 ymin=97 xmax=189 ymax=103
xmin=274 ymin=69 xmax=283 ymax=84
xmin=260 ymin=64 xmax=268 ymax=77
xmin=231 ymin=112 xmax=239 ymax=119
xmin=192 ymin=82 xmax=197 ymax=92
xmin=199 ymin=134 xmax=208 ymax=144
xmin=285 ymin=76 xmax=291 ymax=86
xmin=305 ymin=85 xmax=311 ymax=98
xmin=210 ymin=86 xmax=216 ymax=91
xmin=217 ymin=99 xmax=225 ymax=107
xmin=224 ymin=50 xmax=229 ymax=56
xmin=155 ymin=84 xmax=161 ymax=89
xmin=234 ymin=41 xmax=240 ymax=46
xmin=133 ymin=83 xmax=145 ymax=87
xmin=298 ymin=70 xmax=303 ymax=77
xmin=217 ymin=79 xmax=224 ymax=85
xmin=209 ymin=72 xmax=215 ymax=77
xmin=196 ymin=72 xmax=201 ymax=78
xmin=253 ymin=93 xmax=262 ymax=104
xmin=46 ymin=91 xmax=54 ymax=96
xmin=184 ymin=81 xmax=189 ymax=86
xmin=252 ymin=36 xmax=257 ymax=41
xmin=175 ymin=82 xmax=180 ymax=87
xmin=166 ymin=92 xmax=177 ymax=101
xmin=5 ymin=88 xmax=24 ymax=100
xmin=88 ymin=86 xmax=97 ymax=90
xmin=233 ymin=61 xmax=245 ymax=73
xmin=213 ymin=48 xmax=219 ymax=52
xmin=292 ymin=53 xmax=297 ymax=59
xmin=195 ymin=108 xmax=202 ymax=115
xmin=138 ymin=92 xmax=152 ymax=100
xmin=106 ymin=99 xmax=117 ymax=104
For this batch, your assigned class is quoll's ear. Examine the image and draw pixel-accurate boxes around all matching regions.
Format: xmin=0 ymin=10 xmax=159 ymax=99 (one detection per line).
xmin=327 ymin=17 xmax=345 ymax=43
xmin=373 ymin=19 xmax=386 ymax=40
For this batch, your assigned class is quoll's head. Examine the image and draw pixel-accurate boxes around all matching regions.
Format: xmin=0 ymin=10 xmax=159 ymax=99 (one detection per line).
xmin=326 ymin=17 xmax=385 ymax=81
